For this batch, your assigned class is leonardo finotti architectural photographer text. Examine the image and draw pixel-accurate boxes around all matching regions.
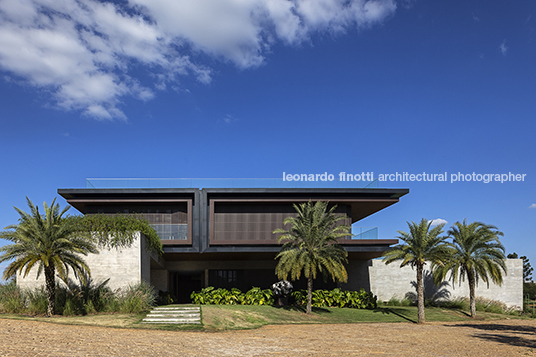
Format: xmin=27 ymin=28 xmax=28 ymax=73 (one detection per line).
xmin=282 ymin=172 xmax=527 ymax=184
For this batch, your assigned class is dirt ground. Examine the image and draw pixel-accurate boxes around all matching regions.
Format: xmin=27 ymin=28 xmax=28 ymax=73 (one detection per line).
xmin=0 ymin=318 xmax=535 ymax=356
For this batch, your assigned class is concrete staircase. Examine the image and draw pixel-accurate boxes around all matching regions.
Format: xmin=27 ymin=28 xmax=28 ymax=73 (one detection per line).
xmin=141 ymin=306 xmax=201 ymax=324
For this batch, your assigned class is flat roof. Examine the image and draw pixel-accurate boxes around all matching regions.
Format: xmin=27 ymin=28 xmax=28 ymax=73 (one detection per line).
xmin=58 ymin=187 xmax=409 ymax=222
xmin=84 ymin=177 xmax=380 ymax=189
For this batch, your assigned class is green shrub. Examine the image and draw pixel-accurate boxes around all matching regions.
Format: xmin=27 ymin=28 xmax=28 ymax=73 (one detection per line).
xmin=474 ymin=297 xmax=506 ymax=314
xmin=437 ymin=296 xmax=514 ymax=315
xmin=26 ymin=288 xmax=48 ymax=315
xmin=118 ymin=281 xmax=156 ymax=314
xmin=243 ymin=287 xmax=273 ymax=305
xmin=523 ymin=297 xmax=535 ymax=317
xmin=524 ymin=282 xmax=536 ymax=300
xmin=0 ymin=279 xmax=157 ymax=315
xmin=191 ymin=287 xmax=214 ymax=304
xmin=0 ymin=280 xmax=24 ymax=313
xmin=62 ymin=299 xmax=76 ymax=316
xmin=158 ymin=290 xmax=176 ymax=305
xmin=2 ymin=297 xmax=24 ymax=313
xmin=103 ymin=294 xmax=121 ymax=313
xmin=190 ymin=287 xmax=274 ymax=305
xmin=191 ymin=287 xmax=239 ymax=305
xmin=207 ymin=288 xmax=242 ymax=305
xmin=438 ymin=297 xmax=469 ymax=310
xmin=291 ymin=288 xmax=377 ymax=309
xmin=85 ymin=300 xmax=96 ymax=314
xmin=385 ymin=296 xmax=411 ymax=307
xmin=57 ymin=275 xmax=113 ymax=315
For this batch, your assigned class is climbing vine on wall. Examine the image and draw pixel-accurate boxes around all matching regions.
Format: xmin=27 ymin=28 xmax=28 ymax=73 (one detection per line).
xmin=69 ymin=214 xmax=163 ymax=256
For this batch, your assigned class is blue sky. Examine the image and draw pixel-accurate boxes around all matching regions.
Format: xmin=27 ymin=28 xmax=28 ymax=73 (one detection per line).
xmin=1 ymin=0 xmax=535 ymax=277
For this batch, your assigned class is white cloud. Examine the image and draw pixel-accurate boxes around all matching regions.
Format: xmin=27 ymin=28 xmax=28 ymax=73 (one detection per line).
xmin=221 ymin=114 xmax=237 ymax=124
xmin=499 ymin=39 xmax=508 ymax=55
xmin=0 ymin=0 xmax=397 ymax=120
xmin=529 ymin=204 xmax=536 ymax=209
xmin=429 ymin=218 xmax=448 ymax=226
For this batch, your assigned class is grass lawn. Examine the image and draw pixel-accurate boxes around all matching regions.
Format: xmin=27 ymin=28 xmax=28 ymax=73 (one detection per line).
xmin=0 ymin=304 xmax=530 ymax=331
xmin=199 ymin=304 xmax=526 ymax=330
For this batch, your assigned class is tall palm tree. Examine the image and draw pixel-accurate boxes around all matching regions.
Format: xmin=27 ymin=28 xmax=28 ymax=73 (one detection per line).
xmin=0 ymin=198 xmax=98 ymax=315
xmin=382 ymin=219 xmax=450 ymax=324
xmin=433 ymin=219 xmax=506 ymax=318
xmin=273 ymin=201 xmax=350 ymax=314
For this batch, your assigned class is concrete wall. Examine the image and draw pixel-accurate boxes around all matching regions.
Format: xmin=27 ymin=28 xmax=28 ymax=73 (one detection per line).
xmin=83 ymin=232 xmax=150 ymax=291
xmin=140 ymin=236 xmax=151 ymax=286
xmin=341 ymin=260 xmax=371 ymax=291
xmin=17 ymin=233 xmax=151 ymax=292
xmin=16 ymin=264 xmax=45 ymax=291
xmin=151 ymin=270 xmax=168 ymax=292
xmin=369 ymin=258 xmax=523 ymax=308
xmin=17 ymin=239 xmax=522 ymax=310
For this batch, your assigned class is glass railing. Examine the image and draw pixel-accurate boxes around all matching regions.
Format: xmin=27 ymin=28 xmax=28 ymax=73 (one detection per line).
xmin=153 ymin=224 xmax=188 ymax=240
xmin=351 ymin=227 xmax=378 ymax=239
xmin=85 ymin=178 xmax=379 ymax=189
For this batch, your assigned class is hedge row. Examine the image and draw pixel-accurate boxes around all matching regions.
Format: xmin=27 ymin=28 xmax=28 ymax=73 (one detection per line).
xmin=191 ymin=286 xmax=377 ymax=309
xmin=292 ymin=288 xmax=377 ymax=309
xmin=190 ymin=287 xmax=273 ymax=305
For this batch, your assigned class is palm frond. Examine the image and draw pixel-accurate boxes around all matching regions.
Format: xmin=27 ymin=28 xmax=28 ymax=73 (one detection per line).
xmin=273 ymin=201 xmax=349 ymax=286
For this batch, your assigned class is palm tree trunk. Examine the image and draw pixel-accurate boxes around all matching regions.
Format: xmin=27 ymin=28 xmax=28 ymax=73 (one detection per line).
xmin=416 ymin=263 xmax=425 ymax=324
xmin=306 ymin=274 xmax=313 ymax=314
xmin=44 ymin=266 xmax=56 ymax=316
xmin=468 ymin=271 xmax=476 ymax=318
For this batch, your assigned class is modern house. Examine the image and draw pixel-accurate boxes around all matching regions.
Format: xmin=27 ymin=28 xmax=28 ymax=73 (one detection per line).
xmin=49 ymin=179 xmax=407 ymax=302
xmin=16 ymin=178 xmax=523 ymax=308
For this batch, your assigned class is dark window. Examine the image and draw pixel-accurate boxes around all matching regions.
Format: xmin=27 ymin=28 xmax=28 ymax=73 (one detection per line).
xmin=209 ymin=270 xmax=242 ymax=290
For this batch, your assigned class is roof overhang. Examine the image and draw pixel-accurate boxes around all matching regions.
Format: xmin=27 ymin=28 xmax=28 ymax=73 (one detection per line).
xmin=202 ymin=187 xmax=409 ymax=223
xmin=58 ymin=188 xmax=198 ymax=213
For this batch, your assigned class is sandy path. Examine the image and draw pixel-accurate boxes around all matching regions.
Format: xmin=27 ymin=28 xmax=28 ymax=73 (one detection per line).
xmin=0 ymin=318 xmax=535 ymax=356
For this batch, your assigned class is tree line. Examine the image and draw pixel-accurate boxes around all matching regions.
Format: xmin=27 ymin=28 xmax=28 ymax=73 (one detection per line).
xmin=273 ymin=201 xmax=508 ymax=322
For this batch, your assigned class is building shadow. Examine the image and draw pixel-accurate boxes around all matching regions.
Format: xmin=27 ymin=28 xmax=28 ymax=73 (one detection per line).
xmin=446 ymin=323 xmax=536 ymax=348
xmin=372 ymin=308 xmax=417 ymax=324
xmin=274 ymin=305 xmax=332 ymax=314
xmin=405 ymin=271 xmax=451 ymax=305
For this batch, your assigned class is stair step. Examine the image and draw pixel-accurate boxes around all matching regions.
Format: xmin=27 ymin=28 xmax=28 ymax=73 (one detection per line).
xmin=141 ymin=306 xmax=202 ymax=325
xmin=141 ymin=320 xmax=201 ymax=325
xmin=143 ymin=318 xmax=200 ymax=322
xmin=151 ymin=310 xmax=199 ymax=314
xmin=146 ymin=313 xmax=200 ymax=318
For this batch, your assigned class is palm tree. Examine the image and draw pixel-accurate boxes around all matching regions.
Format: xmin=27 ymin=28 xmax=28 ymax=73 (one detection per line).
xmin=0 ymin=198 xmax=98 ymax=315
xmin=433 ymin=219 xmax=507 ymax=318
xmin=273 ymin=201 xmax=350 ymax=314
xmin=382 ymin=219 xmax=450 ymax=324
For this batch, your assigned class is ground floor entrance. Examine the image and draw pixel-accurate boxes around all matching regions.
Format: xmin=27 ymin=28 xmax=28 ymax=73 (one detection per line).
xmin=168 ymin=268 xmax=338 ymax=303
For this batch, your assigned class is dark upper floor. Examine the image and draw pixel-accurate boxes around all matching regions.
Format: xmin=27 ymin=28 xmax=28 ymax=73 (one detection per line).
xmin=58 ymin=187 xmax=408 ymax=258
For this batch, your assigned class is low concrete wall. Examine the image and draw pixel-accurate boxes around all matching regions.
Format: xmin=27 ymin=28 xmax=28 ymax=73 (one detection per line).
xmin=16 ymin=264 xmax=45 ymax=291
xmin=17 ymin=240 xmax=522 ymax=310
xmin=83 ymin=233 xmax=149 ymax=291
xmin=17 ymin=233 xmax=151 ymax=292
xmin=369 ymin=258 xmax=523 ymax=308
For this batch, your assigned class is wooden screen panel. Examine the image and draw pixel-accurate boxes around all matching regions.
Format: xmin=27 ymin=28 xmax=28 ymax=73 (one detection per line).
xmin=212 ymin=203 xmax=351 ymax=244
